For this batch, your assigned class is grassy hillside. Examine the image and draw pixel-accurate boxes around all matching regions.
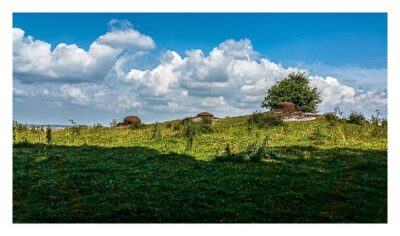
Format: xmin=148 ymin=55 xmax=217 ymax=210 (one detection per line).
xmin=13 ymin=115 xmax=387 ymax=223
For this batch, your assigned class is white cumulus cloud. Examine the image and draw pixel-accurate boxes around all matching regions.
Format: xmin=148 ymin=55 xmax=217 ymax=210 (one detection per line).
xmin=13 ymin=19 xmax=155 ymax=83
xmin=110 ymin=38 xmax=386 ymax=118
xmin=60 ymin=84 xmax=90 ymax=105
xmin=13 ymin=22 xmax=387 ymax=123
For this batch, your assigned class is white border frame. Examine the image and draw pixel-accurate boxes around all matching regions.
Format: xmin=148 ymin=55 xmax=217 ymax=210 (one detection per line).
xmin=1 ymin=0 xmax=399 ymax=235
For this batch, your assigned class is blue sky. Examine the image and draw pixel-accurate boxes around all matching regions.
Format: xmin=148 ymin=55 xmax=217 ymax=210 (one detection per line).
xmin=13 ymin=13 xmax=387 ymax=125
xmin=14 ymin=13 xmax=387 ymax=68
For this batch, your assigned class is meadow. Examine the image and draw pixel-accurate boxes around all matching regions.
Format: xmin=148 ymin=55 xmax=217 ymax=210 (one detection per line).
xmin=13 ymin=114 xmax=387 ymax=223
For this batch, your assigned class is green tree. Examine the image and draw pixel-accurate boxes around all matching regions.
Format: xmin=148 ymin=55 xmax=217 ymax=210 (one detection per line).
xmin=261 ymin=72 xmax=321 ymax=113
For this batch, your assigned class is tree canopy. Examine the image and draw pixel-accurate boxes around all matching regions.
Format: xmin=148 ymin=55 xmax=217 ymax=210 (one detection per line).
xmin=261 ymin=72 xmax=321 ymax=113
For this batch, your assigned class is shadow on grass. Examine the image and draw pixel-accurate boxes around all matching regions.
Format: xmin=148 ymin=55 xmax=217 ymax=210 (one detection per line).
xmin=13 ymin=143 xmax=387 ymax=223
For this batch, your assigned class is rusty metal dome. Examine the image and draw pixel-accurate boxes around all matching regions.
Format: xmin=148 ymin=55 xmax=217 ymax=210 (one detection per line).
xmin=276 ymin=102 xmax=296 ymax=110
xmin=196 ymin=112 xmax=214 ymax=117
xmin=123 ymin=115 xmax=141 ymax=125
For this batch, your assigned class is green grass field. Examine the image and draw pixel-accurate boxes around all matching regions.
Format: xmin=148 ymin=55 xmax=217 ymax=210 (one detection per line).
xmin=13 ymin=115 xmax=387 ymax=223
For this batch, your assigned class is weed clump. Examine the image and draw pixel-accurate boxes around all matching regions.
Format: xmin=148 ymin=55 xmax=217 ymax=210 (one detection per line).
xmin=216 ymin=136 xmax=278 ymax=162
xmin=12 ymin=121 xmax=17 ymax=143
xmin=181 ymin=118 xmax=197 ymax=150
xmin=264 ymin=113 xmax=284 ymax=126
xmin=92 ymin=123 xmax=103 ymax=129
xmin=68 ymin=119 xmax=86 ymax=136
xmin=166 ymin=120 xmax=181 ymax=133
xmin=248 ymin=111 xmax=264 ymax=127
xmin=347 ymin=111 xmax=367 ymax=125
xmin=247 ymin=111 xmax=284 ymax=129
xmin=370 ymin=110 xmax=387 ymax=137
xmin=13 ymin=121 xmax=28 ymax=133
xmin=46 ymin=126 xmax=52 ymax=145
xmin=109 ymin=119 xmax=117 ymax=128
xmin=128 ymin=123 xmax=145 ymax=130
xmin=151 ymin=122 xmax=162 ymax=141
xmin=324 ymin=112 xmax=342 ymax=126
xmin=13 ymin=121 xmax=28 ymax=143
xmin=199 ymin=116 xmax=214 ymax=133
xmin=178 ymin=117 xmax=216 ymax=149
xmin=310 ymin=124 xmax=331 ymax=144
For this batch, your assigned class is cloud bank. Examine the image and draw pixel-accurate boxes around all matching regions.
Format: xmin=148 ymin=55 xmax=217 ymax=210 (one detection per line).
xmin=13 ymin=21 xmax=155 ymax=83
xmin=13 ymin=19 xmax=387 ymax=123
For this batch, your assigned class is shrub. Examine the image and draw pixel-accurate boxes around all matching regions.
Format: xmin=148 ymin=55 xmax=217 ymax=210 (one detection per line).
xmin=381 ymin=118 xmax=388 ymax=128
xmin=248 ymin=111 xmax=284 ymax=128
xmin=128 ymin=123 xmax=144 ymax=130
xmin=347 ymin=111 xmax=366 ymax=125
xmin=170 ymin=121 xmax=181 ymax=132
xmin=261 ymin=72 xmax=321 ymax=113
xmin=181 ymin=118 xmax=197 ymax=150
xmin=324 ymin=112 xmax=342 ymax=126
xmin=247 ymin=136 xmax=273 ymax=162
xmin=263 ymin=113 xmax=284 ymax=127
xmin=151 ymin=122 xmax=162 ymax=140
xmin=200 ymin=116 xmax=212 ymax=125
xmin=181 ymin=117 xmax=192 ymax=125
xmin=92 ymin=123 xmax=103 ymax=129
xmin=324 ymin=112 xmax=339 ymax=122
xmin=248 ymin=111 xmax=264 ymax=127
xmin=46 ymin=126 xmax=52 ymax=145
xmin=199 ymin=117 xmax=214 ymax=133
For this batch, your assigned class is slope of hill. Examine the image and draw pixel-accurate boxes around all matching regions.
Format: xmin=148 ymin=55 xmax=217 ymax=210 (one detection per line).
xmin=13 ymin=114 xmax=387 ymax=223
